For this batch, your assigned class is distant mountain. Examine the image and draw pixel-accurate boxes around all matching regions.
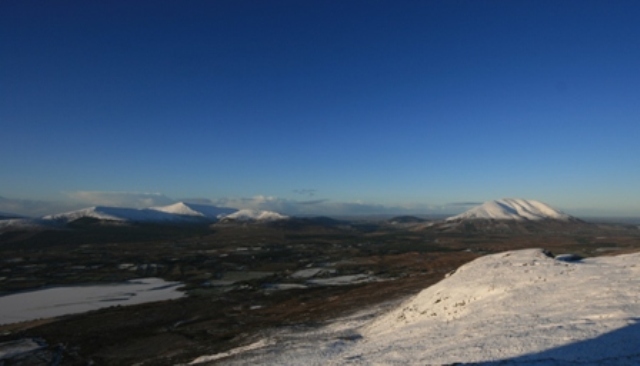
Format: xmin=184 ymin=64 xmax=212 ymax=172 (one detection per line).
xmin=0 ymin=218 xmax=61 ymax=232
xmin=42 ymin=202 xmax=240 ymax=224
xmin=218 ymin=209 xmax=288 ymax=222
xmin=149 ymin=202 xmax=236 ymax=219
xmin=41 ymin=205 xmax=289 ymax=226
xmin=446 ymin=198 xmax=574 ymax=222
xmin=0 ymin=211 xmax=23 ymax=220
xmin=416 ymin=199 xmax=590 ymax=234
xmin=43 ymin=206 xmax=181 ymax=223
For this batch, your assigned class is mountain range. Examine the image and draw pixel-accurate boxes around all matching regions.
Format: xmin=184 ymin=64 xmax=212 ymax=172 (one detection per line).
xmin=40 ymin=202 xmax=286 ymax=224
xmin=0 ymin=198 xmax=586 ymax=232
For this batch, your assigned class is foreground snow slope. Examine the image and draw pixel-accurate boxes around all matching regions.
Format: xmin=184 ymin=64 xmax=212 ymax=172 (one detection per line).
xmin=209 ymin=249 xmax=640 ymax=365
xmin=447 ymin=198 xmax=573 ymax=221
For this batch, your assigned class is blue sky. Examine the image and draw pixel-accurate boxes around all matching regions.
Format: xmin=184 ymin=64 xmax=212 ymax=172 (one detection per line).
xmin=1 ymin=1 xmax=639 ymax=217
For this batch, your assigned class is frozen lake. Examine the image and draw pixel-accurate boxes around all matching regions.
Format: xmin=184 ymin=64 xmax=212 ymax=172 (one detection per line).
xmin=0 ymin=278 xmax=184 ymax=325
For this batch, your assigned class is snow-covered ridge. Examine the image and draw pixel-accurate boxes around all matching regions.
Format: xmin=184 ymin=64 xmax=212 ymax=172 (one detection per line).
xmin=149 ymin=202 xmax=236 ymax=219
xmin=220 ymin=209 xmax=288 ymax=222
xmin=446 ymin=198 xmax=573 ymax=221
xmin=42 ymin=203 xmax=237 ymax=223
xmin=43 ymin=206 xmax=180 ymax=222
xmin=40 ymin=204 xmax=288 ymax=224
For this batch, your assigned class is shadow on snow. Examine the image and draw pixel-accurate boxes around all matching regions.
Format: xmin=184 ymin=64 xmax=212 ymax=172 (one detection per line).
xmin=463 ymin=319 xmax=640 ymax=365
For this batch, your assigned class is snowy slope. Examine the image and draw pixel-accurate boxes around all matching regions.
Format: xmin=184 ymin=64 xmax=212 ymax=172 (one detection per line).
xmin=220 ymin=209 xmax=288 ymax=222
xmin=201 ymin=249 xmax=640 ymax=365
xmin=447 ymin=198 xmax=573 ymax=221
xmin=149 ymin=202 xmax=236 ymax=219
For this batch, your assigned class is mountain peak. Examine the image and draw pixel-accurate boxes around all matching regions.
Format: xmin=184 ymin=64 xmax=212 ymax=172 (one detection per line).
xmin=150 ymin=202 xmax=204 ymax=217
xmin=220 ymin=209 xmax=288 ymax=222
xmin=150 ymin=202 xmax=236 ymax=219
xmin=446 ymin=198 xmax=573 ymax=221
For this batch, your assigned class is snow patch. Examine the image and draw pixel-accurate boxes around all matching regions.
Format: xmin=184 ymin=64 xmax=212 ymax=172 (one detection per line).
xmin=187 ymin=339 xmax=272 ymax=364
xmin=0 ymin=278 xmax=184 ymax=325
xmin=0 ymin=338 xmax=46 ymax=360
xmin=291 ymin=268 xmax=335 ymax=279
xmin=307 ymin=274 xmax=375 ymax=286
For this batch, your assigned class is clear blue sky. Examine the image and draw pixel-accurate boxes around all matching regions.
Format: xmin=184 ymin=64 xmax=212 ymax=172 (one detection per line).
xmin=1 ymin=1 xmax=639 ymax=216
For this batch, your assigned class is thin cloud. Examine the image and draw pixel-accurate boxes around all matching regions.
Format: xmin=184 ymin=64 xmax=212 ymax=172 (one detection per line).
xmin=0 ymin=196 xmax=81 ymax=217
xmin=297 ymin=199 xmax=328 ymax=205
xmin=448 ymin=202 xmax=483 ymax=207
xmin=293 ymin=189 xmax=317 ymax=197
xmin=200 ymin=195 xmax=448 ymax=216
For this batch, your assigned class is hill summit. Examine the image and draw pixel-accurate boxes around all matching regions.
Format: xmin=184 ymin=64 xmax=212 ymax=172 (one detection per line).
xmin=446 ymin=198 xmax=573 ymax=221
xmin=149 ymin=202 xmax=235 ymax=219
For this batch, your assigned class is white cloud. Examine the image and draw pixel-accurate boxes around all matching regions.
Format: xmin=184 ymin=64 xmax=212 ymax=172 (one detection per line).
xmin=0 ymin=196 xmax=80 ymax=218
xmin=66 ymin=191 xmax=175 ymax=208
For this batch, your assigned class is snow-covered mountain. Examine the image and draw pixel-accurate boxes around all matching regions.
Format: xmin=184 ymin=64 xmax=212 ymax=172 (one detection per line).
xmin=219 ymin=209 xmax=288 ymax=222
xmin=0 ymin=211 xmax=23 ymax=219
xmin=446 ymin=198 xmax=573 ymax=221
xmin=40 ymin=204 xmax=286 ymax=225
xmin=42 ymin=202 xmax=239 ymax=224
xmin=149 ymin=202 xmax=236 ymax=219
xmin=43 ymin=206 xmax=182 ymax=223
xmin=0 ymin=218 xmax=60 ymax=231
